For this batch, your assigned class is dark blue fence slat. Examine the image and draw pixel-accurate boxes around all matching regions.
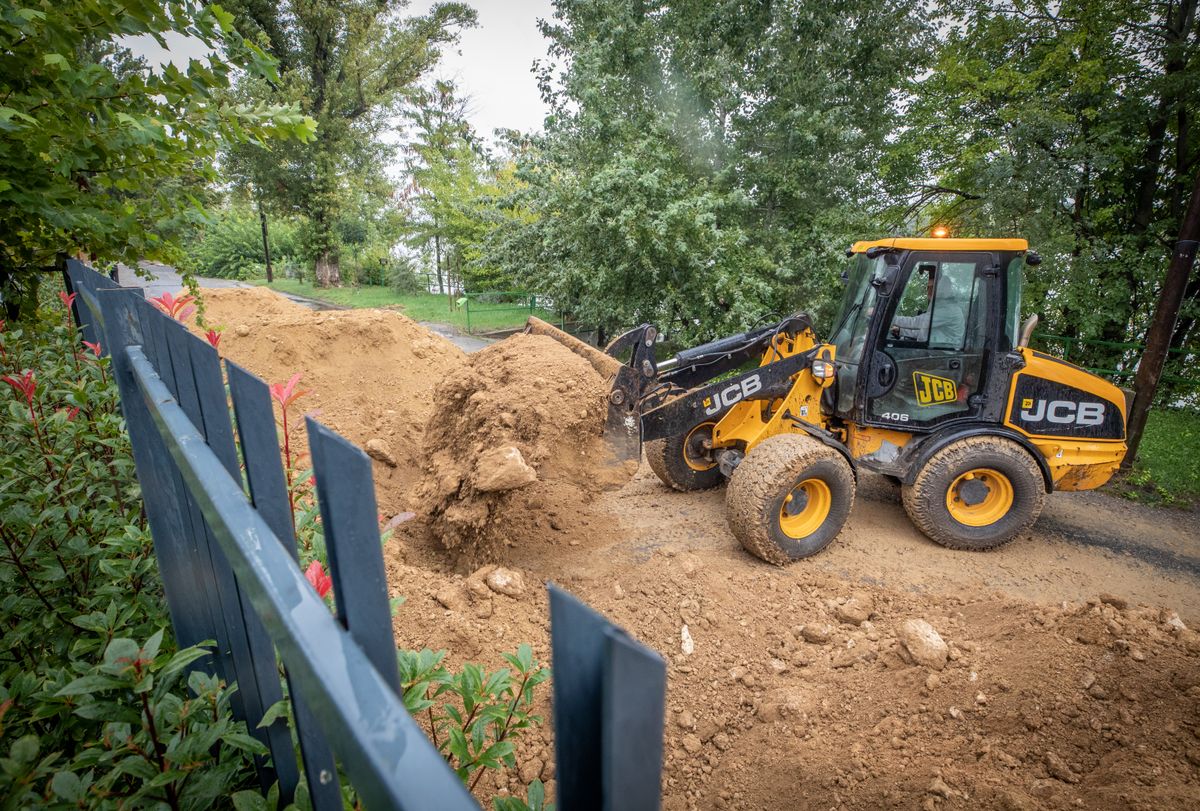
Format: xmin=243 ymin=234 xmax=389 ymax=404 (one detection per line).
xmin=189 ymin=341 xmax=298 ymax=798
xmin=306 ymin=418 xmax=401 ymax=694
xmin=550 ymin=583 xmax=667 ymax=811
xmin=94 ymin=290 xmax=212 ymax=652
xmin=150 ymin=317 xmax=240 ymax=699
xmin=549 ymin=584 xmax=609 ymax=811
xmin=124 ymin=345 xmax=477 ymax=810
xmin=228 ymin=362 xmax=341 ymax=809
xmin=603 ymin=630 xmax=666 ymax=810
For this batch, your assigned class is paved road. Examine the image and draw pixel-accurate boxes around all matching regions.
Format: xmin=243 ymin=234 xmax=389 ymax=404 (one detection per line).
xmin=116 ymin=262 xmax=250 ymax=299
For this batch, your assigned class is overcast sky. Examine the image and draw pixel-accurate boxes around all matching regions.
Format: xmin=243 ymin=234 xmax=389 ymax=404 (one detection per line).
xmin=126 ymin=1 xmax=555 ymax=140
xmin=412 ymin=0 xmax=555 ymax=138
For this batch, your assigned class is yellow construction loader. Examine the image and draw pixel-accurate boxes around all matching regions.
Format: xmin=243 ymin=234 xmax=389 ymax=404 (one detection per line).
xmin=527 ymin=237 xmax=1128 ymax=564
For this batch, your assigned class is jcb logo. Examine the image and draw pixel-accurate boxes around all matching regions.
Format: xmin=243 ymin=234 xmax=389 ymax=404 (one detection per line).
xmin=1020 ymin=399 xmax=1105 ymax=426
xmin=702 ymin=374 xmax=763 ymax=416
xmin=913 ymin=372 xmax=957 ymax=406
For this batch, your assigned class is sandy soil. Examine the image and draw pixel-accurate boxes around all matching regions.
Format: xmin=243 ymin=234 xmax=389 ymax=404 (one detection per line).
xmin=198 ymin=287 xmax=1200 ymax=810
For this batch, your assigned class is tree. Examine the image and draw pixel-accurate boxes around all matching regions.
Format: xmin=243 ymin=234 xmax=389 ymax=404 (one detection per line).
xmin=225 ymin=0 xmax=477 ymax=287
xmin=0 ymin=0 xmax=314 ymax=318
xmin=479 ymin=0 xmax=932 ymax=342
xmin=893 ymin=0 xmax=1199 ymax=386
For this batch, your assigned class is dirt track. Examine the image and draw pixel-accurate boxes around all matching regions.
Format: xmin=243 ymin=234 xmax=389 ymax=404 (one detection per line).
xmin=197 ymin=287 xmax=1200 ymax=809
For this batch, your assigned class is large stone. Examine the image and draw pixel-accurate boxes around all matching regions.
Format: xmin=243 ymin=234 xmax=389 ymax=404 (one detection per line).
xmin=897 ymin=619 xmax=949 ymax=671
xmin=485 ymin=567 xmax=526 ymax=598
xmin=473 ymin=446 xmax=537 ymax=492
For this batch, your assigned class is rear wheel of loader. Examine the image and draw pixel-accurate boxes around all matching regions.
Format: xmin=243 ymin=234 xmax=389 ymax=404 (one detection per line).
xmin=901 ymin=436 xmax=1045 ymax=551
xmin=646 ymin=421 xmax=724 ymax=491
xmin=725 ymin=434 xmax=855 ymax=565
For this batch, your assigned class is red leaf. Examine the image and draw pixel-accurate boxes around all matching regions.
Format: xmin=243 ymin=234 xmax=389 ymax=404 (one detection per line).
xmin=304 ymin=560 xmax=333 ymax=598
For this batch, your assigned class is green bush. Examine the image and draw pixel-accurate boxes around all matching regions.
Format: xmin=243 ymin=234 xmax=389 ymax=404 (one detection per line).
xmin=0 ymin=296 xmax=264 ymax=806
xmin=188 ymin=209 xmax=301 ymax=281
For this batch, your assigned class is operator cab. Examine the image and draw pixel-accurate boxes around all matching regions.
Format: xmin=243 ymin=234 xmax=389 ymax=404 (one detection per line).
xmin=828 ymin=238 xmax=1031 ymax=433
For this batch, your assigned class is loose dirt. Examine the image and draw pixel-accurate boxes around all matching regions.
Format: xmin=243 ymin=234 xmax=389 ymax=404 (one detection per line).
xmin=413 ymin=333 xmax=632 ymax=564
xmin=195 ymin=286 xmax=465 ymax=514
xmin=195 ymin=287 xmax=1200 ymax=809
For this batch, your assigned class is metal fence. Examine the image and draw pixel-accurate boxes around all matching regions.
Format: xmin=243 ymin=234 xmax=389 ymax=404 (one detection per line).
xmin=462 ymin=290 xmax=560 ymax=335
xmin=1032 ymin=332 xmax=1198 ymax=387
xmin=62 ymin=261 xmax=666 ymax=810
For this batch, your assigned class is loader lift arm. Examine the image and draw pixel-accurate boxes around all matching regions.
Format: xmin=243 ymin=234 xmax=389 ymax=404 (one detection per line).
xmin=524 ymin=314 xmax=817 ymax=461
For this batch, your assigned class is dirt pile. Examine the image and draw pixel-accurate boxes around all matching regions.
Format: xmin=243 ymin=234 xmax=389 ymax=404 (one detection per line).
xmin=414 ymin=333 xmax=630 ymax=562
xmin=385 ymin=517 xmax=1200 ymax=809
xmin=195 ymin=286 xmax=466 ymax=513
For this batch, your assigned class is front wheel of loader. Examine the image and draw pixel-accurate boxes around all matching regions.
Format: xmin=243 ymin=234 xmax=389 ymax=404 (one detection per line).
xmin=901 ymin=436 xmax=1046 ymax=551
xmin=725 ymin=434 xmax=855 ymax=565
xmin=646 ymin=421 xmax=725 ymax=491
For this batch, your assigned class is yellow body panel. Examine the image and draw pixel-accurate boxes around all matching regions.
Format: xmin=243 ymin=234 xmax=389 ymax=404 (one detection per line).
xmin=850 ymin=237 xmax=1029 ymax=253
xmin=1002 ymin=348 xmax=1127 ymax=491
xmin=712 ymin=334 xmax=831 ymax=453
xmin=845 ymin=425 xmax=913 ymax=460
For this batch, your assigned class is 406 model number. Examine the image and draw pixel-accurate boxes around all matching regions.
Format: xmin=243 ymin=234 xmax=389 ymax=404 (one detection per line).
xmin=879 ymin=412 xmax=910 ymax=422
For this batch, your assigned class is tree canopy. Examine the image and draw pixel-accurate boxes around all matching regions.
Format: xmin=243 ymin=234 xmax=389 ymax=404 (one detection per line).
xmin=0 ymin=0 xmax=315 ymax=315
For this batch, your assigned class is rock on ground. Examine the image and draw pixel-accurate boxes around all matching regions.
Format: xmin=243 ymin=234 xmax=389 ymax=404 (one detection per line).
xmin=897 ymin=618 xmax=949 ymax=670
xmin=474 ymin=446 xmax=538 ymax=492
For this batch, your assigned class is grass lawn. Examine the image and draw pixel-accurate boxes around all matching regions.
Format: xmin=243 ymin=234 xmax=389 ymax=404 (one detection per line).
xmin=252 ymin=278 xmax=557 ymax=333
xmin=1120 ymin=408 xmax=1200 ymax=507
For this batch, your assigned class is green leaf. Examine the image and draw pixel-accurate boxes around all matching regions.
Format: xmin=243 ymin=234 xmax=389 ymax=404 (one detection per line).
xmin=51 ymin=771 xmax=83 ymax=801
xmin=57 ymin=674 xmax=123 ymax=696
xmin=257 ymin=699 xmax=289 ymax=729
xmin=231 ymin=790 xmax=269 ymax=811
xmin=10 ymin=735 xmax=38 ymax=764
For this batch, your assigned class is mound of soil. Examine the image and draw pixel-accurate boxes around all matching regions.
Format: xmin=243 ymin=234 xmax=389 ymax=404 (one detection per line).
xmin=415 ymin=333 xmax=630 ymax=562
xmin=195 ymin=287 xmax=466 ymax=513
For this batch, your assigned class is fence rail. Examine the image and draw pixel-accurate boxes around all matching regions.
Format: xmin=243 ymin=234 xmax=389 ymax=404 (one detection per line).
xmin=63 ymin=261 xmax=667 ymax=809
xmin=1031 ymin=332 xmax=1199 ymax=389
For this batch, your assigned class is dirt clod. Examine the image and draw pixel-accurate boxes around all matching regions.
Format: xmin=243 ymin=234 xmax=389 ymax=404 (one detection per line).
xmin=485 ymin=567 xmax=526 ymax=598
xmin=365 ymin=438 xmax=398 ymax=467
xmin=474 ymin=446 xmax=538 ymax=492
xmin=897 ymin=618 xmax=950 ymax=670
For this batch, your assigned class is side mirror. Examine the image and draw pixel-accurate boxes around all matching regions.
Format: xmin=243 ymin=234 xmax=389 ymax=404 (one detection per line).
xmin=1026 ymin=251 xmax=1042 ymax=266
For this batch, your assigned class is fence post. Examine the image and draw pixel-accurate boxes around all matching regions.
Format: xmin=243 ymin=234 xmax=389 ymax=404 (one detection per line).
xmin=93 ymin=289 xmax=216 ymax=656
xmin=549 ymin=584 xmax=666 ymax=811
xmin=228 ymin=362 xmax=342 ymax=808
xmin=306 ymin=418 xmax=402 ymax=693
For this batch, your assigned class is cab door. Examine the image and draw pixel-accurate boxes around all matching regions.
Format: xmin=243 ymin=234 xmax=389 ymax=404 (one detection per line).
xmin=863 ymin=252 xmax=997 ymax=431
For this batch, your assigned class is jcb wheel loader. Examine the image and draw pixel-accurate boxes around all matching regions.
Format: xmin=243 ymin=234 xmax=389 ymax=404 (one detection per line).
xmin=527 ymin=238 xmax=1128 ymax=564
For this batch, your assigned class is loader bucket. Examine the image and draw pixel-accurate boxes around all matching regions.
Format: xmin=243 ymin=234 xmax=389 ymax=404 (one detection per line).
xmin=524 ymin=317 xmax=642 ymax=487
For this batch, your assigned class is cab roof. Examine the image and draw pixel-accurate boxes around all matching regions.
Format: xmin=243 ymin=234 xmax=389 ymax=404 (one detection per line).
xmin=850 ymin=237 xmax=1029 ymax=253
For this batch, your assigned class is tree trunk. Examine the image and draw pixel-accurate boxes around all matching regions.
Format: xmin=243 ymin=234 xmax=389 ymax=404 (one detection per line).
xmin=1125 ymin=167 xmax=1200 ymax=464
xmin=314 ymin=251 xmax=341 ymax=288
xmin=257 ymin=197 xmax=273 ymax=283
xmin=433 ymin=225 xmax=444 ymax=294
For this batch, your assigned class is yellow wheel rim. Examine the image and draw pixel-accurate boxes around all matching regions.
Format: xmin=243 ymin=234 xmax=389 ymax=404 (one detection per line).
xmin=945 ymin=468 xmax=1013 ymax=527
xmin=778 ymin=478 xmax=832 ymax=539
xmin=683 ymin=422 xmax=717 ymax=472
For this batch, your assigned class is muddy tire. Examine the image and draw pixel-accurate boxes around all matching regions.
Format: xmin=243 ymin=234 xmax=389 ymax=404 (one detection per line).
xmin=725 ymin=434 xmax=855 ymax=565
xmin=901 ymin=436 xmax=1046 ymax=551
xmin=646 ymin=421 xmax=724 ymax=492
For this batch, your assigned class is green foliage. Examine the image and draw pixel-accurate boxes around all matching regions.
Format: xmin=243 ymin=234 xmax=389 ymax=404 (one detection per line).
xmin=0 ymin=0 xmax=315 ymax=314
xmin=0 ymin=297 xmax=263 ymax=806
xmin=891 ymin=0 xmax=1200 ymax=377
xmin=477 ymin=0 xmax=932 ymax=343
xmin=1121 ymin=408 xmax=1200 ymax=506
xmin=186 ymin=207 xmax=301 ymax=280
xmin=222 ymin=0 xmax=478 ymax=285
xmin=398 ymin=643 xmax=550 ymax=792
